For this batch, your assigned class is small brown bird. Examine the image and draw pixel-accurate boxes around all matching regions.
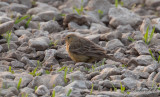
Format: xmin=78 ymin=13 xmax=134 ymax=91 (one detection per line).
xmin=65 ymin=34 xmax=125 ymax=63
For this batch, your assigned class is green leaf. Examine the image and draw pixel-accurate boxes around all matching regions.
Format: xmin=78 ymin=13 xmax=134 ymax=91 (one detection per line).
xmin=144 ymin=26 xmax=149 ymax=44
xmin=158 ymin=56 xmax=160 ymax=63
xmin=34 ymin=86 xmax=38 ymax=91
xmin=58 ymin=66 xmax=66 ymax=72
xmin=67 ymin=89 xmax=72 ymax=96
xmin=25 ymin=16 xmax=32 ymax=28
xmin=17 ymin=78 xmax=22 ymax=90
xmin=64 ymin=67 xmax=68 ymax=83
xmin=90 ymin=83 xmax=94 ymax=94
xmin=15 ymin=15 xmax=29 ymax=24
xmin=149 ymin=26 xmax=155 ymax=43
xmin=128 ymin=36 xmax=135 ymax=42
xmin=115 ymin=0 xmax=118 ymax=8
xmin=52 ymin=90 xmax=55 ymax=97
xmin=149 ymin=49 xmax=156 ymax=61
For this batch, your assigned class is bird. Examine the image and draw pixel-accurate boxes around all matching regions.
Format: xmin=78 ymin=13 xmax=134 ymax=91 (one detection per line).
xmin=65 ymin=34 xmax=126 ymax=64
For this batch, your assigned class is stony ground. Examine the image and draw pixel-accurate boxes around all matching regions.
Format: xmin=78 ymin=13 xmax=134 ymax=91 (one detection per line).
xmin=1 ymin=0 xmax=160 ymax=97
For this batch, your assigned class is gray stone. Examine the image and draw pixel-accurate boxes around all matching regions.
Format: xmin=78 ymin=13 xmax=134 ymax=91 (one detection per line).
xmin=117 ymin=24 xmax=134 ymax=33
xmin=133 ymin=40 xmax=150 ymax=55
xmin=14 ymin=30 xmax=32 ymax=37
xmin=28 ymin=37 xmax=50 ymax=51
xmin=35 ymin=85 xmax=49 ymax=96
xmin=40 ymin=21 xmax=62 ymax=33
xmin=0 ymin=21 xmax=14 ymax=35
xmin=140 ymin=18 xmax=153 ymax=35
xmin=67 ymin=71 xmax=85 ymax=81
xmin=0 ymin=16 xmax=12 ymax=23
xmin=121 ymin=0 xmax=143 ymax=8
xmin=122 ymin=78 xmax=138 ymax=89
xmin=65 ymin=80 xmax=87 ymax=89
xmin=100 ymin=31 xmax=122 ymax=41
xmin=105 ymin=39 xmax=124 ymax=51
xmin=14 ymin=72 xmax=33 ymax=88
xmin=0 ymin=2 xmax=9 ymax=8
xmin=153 ymin=72 xmax=160 ymax=83
xmin=68 ymin=22 xmax=88 ymax=30
xmin=85 ymin=34 xmax=100 ymax=44
xmin=109 ymin=6 xmax=141 ymax=28
xmin=152 ymin=18 xmax=160 ymax=32
xmin=44 ymin=49 xmax=57 ymax=61
xmin=145 ymin=0 xmax=160 ymax=7
xmin=11 ymin=60 xmax=25 ymax=68
xmin=0 ymin=72 xmax=15 ymax=80
xmin=36 ymin=11 xmax=62 ymax=21
xmin=7 ymin=3 xmax=29 ymax=14
xmin=86 ymin=0 xmax=112 ymax=15
xmin=90 ymin=23 xmax=110 ymax=34
xmin=20 ymin=87 xmax=34 ymax=94
xmin=0 ymin=87 xmax=18 ymax=96
xmin=18 ymin=0 xmax=32 ymax=8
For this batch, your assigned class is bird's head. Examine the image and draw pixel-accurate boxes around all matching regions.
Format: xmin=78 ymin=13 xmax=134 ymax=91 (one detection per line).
xmin=65 ymin=34 xmax=79 ymax=44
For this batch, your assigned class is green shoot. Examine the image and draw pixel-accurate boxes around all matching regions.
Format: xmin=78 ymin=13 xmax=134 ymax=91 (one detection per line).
xmin=92 ymin=65 xmax=95 ymax=72
xmin=67 ymin=89 xmax=72 ymax=96
xmin=127 ymin=91 xmax=130 ymax=95
xmin=73 ymin=0 xmax=84 ymax=15
xmin=115 ymin=0 xmax=118 ymax=8
xmin=14 ymin=15 xmax=29 ymax=24
xmin=120 ymin=82 xmax=125 ymax=94
xmin=52 ymin=90 xmax=55 ymax=97
xmin=158 ymin=87 xmax=160 ymax=90
xmin=34 ymin=86 xmax=38 ymax=91
xmin=158 ymin=52 xmax=160 ymax=63
xmin=45 ymin=70 xmax=50 ymax=74
xmin=64 ymin=67 xmax=68 ymax=83
xmin=6 ymin=30 xmax=12 ymax=49
xmin=90 ymin=83 xmax=94 ymax=94
xmin=143 ymin=26 xmax=155 ymax=44
xmin=52 ymin=84 xmax=55 ymax=88
xmin=149 ymin=49 xmax=156 ymax=61
xmin=53 ymin=17 xmax=56 ymax=21
xmin=29 ymin=67 xmax=39 ymax=77
xmin=101 ymin=58 xmax=106 ymax=65
xmin=111 ymin=84 xmax=117 ymax=91
xmin=58 ymin=66 xmax=66 ymax=72
xmin=128 ymin=36 xmax=135 ymax=42
xmin=120 ymin=1 xmax=124 ymax=6
xmin=70 ymin=67 xmax=73 ymax=72
xmin=17 ymin=78 xmax=22 ymax=90
xmin=60 ymin=14 xmax=66 ymax=17
xmin=25 ymin=16 xmax=32 ymax=28
xmin=9 ymin=66 xmax=14 ymax=74
xmin=122 ymin=64 xmax=127 ymax=68
xmin=98 ymin=10 xmax=103 ymax=18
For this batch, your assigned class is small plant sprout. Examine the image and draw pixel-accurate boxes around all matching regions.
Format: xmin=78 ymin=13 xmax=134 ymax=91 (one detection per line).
xmin=25 ymin=16 xmax=32 ymax=28
xmin=6 ymin=30 xmax=12 ymax=49
xmin=14 ymin=15 xmax=29 ymax=24
xmin=52 ymin=90 xmax=55 ymax=97
xmin=64 ymin=67 xmax=68 ymax=83
xmin=90 ymin=83 xmax=94 ymax=94
xmin=92 ymin=65 xmax=95 ymax=72
xmin=111 ymin=84 xmax=117 ymax=92
xmin=101 ymin=58 xmax=106 ymax=65
xmin=120 ymin=82 xmax=125 ymax=94
xmin=120 ymin=1 xmax=124 ymax=6
xmin=29 ymin=66 xmax=41 ymax=77
xmin=67 ymin=89 xmax=72 ymax=96
xmin=70 ymin=67 xmax=73 ymax=72
xmin=128 ymin=36 xmax=135 ymax=42
xmin=73 ymin=0 xmax=84 ymax=15
xmin=143 ymin=26 xmax=155 ymax=45
xmin=127 ymin=91 xmax=130 ymax=95
xmin=34 ymin=86 xmax=38 ymax=91
xmin=9 ymin=66 xmax=14 ymax=74
xmin=58 ymin=66 xmax=66 ymax=72
xmin=115 ymin=0 xmax=118 ymax=8
xmin=158 ymin=51 xmax=160 ymax=63
xmin=98 ymin=9 xmax=103 ymax=18
xmin=53 ymin=17 xmax=56 ymax=21
xmin=45 ymin=70 xmax=50 ymax=74
xmin=149 ymin=49 xmax=156 ymax=61
xmin=17 ymin=78 xmax=22 ymax=90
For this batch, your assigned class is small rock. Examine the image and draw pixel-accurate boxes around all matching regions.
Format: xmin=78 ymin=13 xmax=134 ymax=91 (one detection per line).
xmin=145 ymin=0 xmax=160 ymax=7
xmin=100 ymin=31 xmax=122 ymax=41
xmin=11 ymin=60 xmax=25 ymax=68
xmin=35 ymin=85 xmax=49 ymax=96
xmin=117 ymin=24 xmax=134 ymax=33
xmin=0 ymin=21 xmax=14 ymax=35
xmin=0 ymin=72 xmax=15 ymax=80
xmin=90 ymin=23 xmax=110 ymax=34
xmin=65 ymin=80 xmax=88 ymax=89
xmin=122 ymin=78 xmax=138 ymax=89
xmin=105 ymin=39 xmax=124 ymax=51
xmin=40 ymin=20 xmax=62 ymax=33
xmin=109 ymin=6 xmax=141 ymax=28
xmin=18 ymin=0 xmax=32 ymax=8
xmin=67 ymin=71 xmax=85 ymax=81
xmin=14 ymin=30 xmax=32 ymax=37
xmin=7 ymin=3 xmax=29 ymax=14
xmin=28 ymin=37 xmax=50 ymax=51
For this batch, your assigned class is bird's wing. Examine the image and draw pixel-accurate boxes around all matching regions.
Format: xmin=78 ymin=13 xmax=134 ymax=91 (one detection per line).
xmin=69 ymin=40 xmax=106 ymax=57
